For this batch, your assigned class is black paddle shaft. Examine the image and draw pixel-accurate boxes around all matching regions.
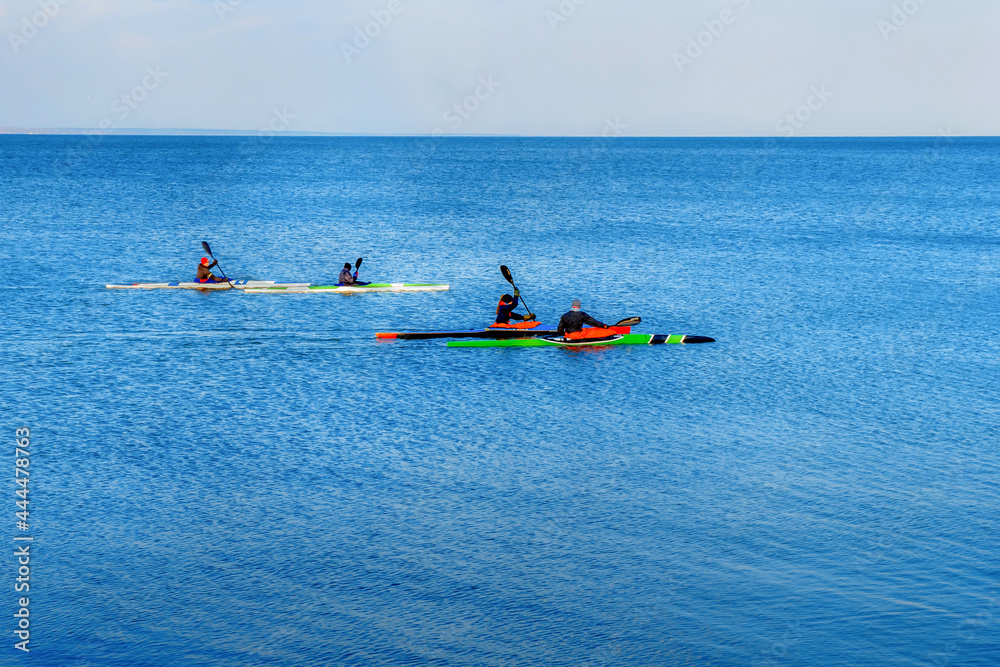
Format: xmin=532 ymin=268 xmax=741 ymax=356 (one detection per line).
xmin=200 ymin=241 xmax=230 ymax=282
xmin=500 ymin=265 xmax=534 ymax=318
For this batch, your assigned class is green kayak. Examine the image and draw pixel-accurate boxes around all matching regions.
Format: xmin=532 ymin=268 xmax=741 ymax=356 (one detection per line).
xmin=243 ymin=283 xmax=448 ymax=294
xmin=447 ymin=334 xmax=714 ymax=348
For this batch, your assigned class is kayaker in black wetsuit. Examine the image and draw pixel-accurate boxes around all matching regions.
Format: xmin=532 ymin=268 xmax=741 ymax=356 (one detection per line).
xmin=338 ymin=263 xmax=357 ymax=285
xmin=196 ymin=257 xmax=227 ymax=283
xmin=495 ymin=290 xmax=535 ymax=324
xmin=557 ymin=299 xmax=606 ymax=335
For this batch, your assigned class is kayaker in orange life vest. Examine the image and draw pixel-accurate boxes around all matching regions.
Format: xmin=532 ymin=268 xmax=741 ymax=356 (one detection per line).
xmin=196 ymin=257 xmax=228 ymax=283
xmin=495 ymin=289 xmax=535 ymax=324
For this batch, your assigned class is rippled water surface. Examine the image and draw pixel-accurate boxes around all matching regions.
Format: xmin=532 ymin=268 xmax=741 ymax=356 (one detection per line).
xmin=2 ymin=136 xmax=999 ymax=665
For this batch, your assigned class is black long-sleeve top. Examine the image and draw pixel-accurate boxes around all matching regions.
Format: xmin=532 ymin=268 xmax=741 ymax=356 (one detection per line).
xmin=557 ymin=310 xmax=606 ymax=335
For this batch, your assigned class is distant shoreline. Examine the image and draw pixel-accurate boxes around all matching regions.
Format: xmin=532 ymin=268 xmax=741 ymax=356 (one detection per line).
xmin=0 ymin=128 xmax=349 ymax=136
xmin=0 ymin=128 xmax=526 ymax=137
xmin=0 ymin=129 xmax=994 ymax=138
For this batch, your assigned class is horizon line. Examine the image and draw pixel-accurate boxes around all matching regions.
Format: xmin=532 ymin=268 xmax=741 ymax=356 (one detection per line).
xmin=0 ymin=128 xmax=993 ymax=139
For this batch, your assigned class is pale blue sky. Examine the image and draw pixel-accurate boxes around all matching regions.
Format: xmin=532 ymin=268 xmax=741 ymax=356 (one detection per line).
xmin=0 ymin=0 xmax=996 ymax=135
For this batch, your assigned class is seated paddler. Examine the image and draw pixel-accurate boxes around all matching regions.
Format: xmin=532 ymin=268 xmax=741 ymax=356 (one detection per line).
xmin=338 ymin=262 xmax=358 ymax=285
xmin=197 ymin=257 xmax=227 ymax=283
xmin=495 ymin=289 xmax=535 ymax=324
xmin=556 ymin=299 xmax=607 ymax=336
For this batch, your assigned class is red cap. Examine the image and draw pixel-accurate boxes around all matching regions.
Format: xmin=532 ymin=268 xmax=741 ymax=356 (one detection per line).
xmin=201 ymin=257 xmax=209 ymax=264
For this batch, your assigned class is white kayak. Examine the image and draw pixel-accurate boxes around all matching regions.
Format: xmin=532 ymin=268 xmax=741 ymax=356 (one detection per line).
xmin=105 ymin=281 xmax=311 ymax=290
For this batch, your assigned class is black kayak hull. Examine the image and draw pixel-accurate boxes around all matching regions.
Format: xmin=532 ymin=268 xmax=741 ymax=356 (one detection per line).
xmin=377 ymin=326 xmax=560 ymax=340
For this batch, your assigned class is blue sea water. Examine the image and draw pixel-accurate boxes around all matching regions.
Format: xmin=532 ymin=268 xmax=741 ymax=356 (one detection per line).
xmin=1 ymin=135 xmax=998 ymax=666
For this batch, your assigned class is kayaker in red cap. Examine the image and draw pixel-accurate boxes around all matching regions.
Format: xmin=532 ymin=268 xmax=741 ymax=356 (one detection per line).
xmin=557 ymin=299 xmax=606 ymax=335
xmin=495 ymin=289 xmax=535 ymax=324
xmin=196 ymin=257 xmax=227 ymax=283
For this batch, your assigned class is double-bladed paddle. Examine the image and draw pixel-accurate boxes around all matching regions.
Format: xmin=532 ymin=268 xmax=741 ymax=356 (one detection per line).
xmin=614 ymin=317 xmax=641 ymax=327
xmin=200 ymin=241 xmax=232 ymax=285
xmin=500 ymin=265 xmax=535 ymax=320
